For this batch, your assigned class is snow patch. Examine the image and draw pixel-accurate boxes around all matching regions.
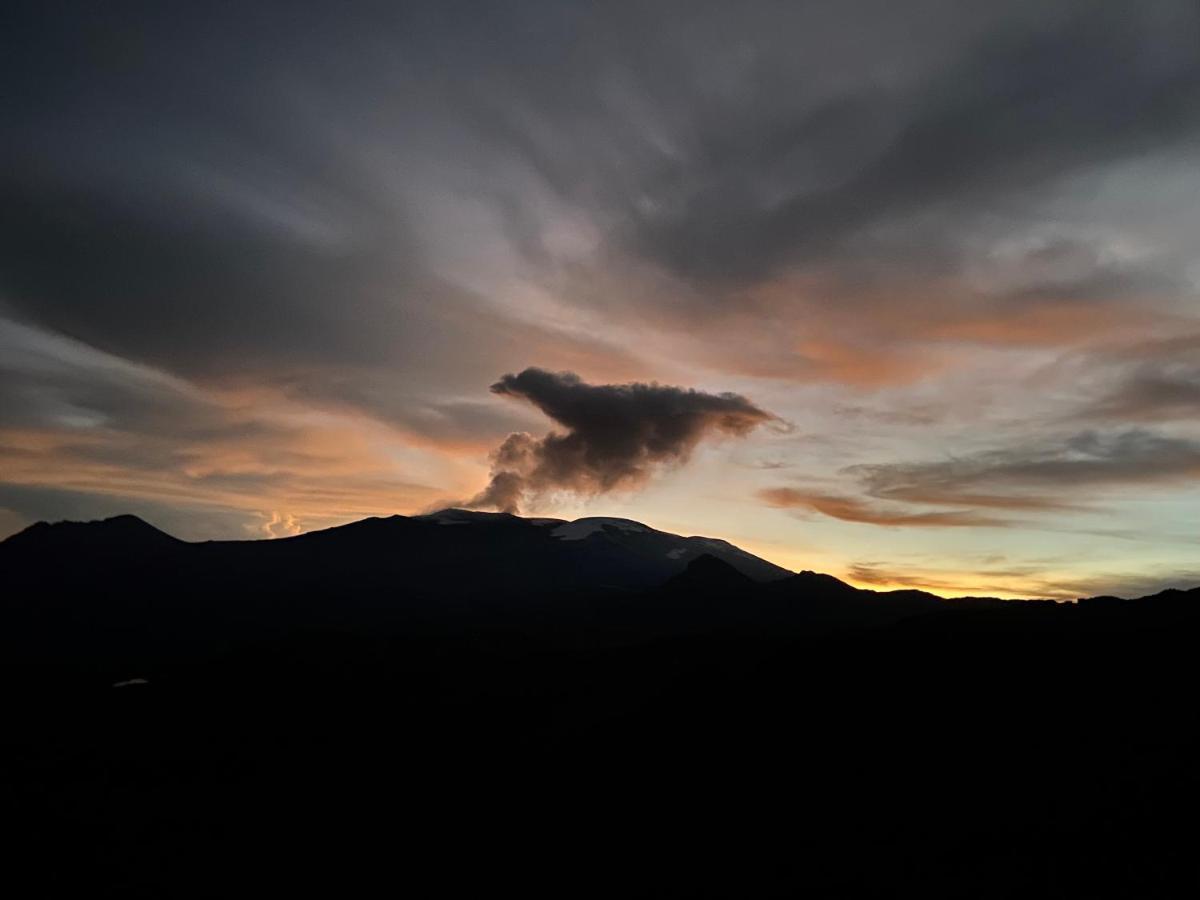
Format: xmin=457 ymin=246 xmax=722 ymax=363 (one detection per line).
xmin=690 ymin=536 xmax=753 ymax=557
xmin=552 ymin=517 xmax=651 ymax=540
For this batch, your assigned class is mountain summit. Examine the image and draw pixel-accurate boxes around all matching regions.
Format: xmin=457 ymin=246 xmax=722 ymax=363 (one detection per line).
xmin=2 ymin=514 xmax=180 ymax=554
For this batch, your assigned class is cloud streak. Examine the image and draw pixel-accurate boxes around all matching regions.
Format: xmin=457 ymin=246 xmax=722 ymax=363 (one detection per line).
xmin=758 ymin=488 xmax=1009 ymax=528
xmin=853 ymin=430 xmax=1200 ymax=501
xmin=763 ymin=429 xmax=1200 ymax=528
xmin=1070 ymin=334 xmax=1200 ymax=423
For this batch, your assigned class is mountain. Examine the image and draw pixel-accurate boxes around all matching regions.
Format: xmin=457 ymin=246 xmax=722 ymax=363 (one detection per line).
xmin=644 ymin=554 xmax=949 ymax=633
xmin=1 ymin=512 xmax=180 ymax=555
xmin=0 ymin=508 xmax=964 ymax=674
xmin=0 ymin=509 xmax=797 ymax=666
xmin=1 ymin=507 xmax=790 ymax=594
xmin=413 ymin=508 xmax=793 ymax=584
xmin=5 ymin=509 xmax=1196 ymax=675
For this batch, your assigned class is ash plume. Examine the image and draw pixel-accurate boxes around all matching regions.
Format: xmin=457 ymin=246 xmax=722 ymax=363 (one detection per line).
xmin=465 ymin=368 xmax=778 ymax=514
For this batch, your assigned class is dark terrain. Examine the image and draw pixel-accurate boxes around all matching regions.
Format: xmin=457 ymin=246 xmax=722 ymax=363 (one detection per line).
xmin=3 ymin=513 xmax=1198 ymax=897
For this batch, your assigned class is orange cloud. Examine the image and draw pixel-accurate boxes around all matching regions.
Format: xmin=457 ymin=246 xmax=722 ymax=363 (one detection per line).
xmin=758 ymin=487 xmax=1009 ymax=527
xmin=662 ymin=269 xmax=1178 ymax=390
xmin=926 ymin=303 xmax=1153 ymax=346
xmin=0 ymin=400 xmax=452 ymax=538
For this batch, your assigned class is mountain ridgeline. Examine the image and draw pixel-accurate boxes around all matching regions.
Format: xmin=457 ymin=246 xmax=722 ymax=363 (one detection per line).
xmin=0 ymin=509 xmax=930 ymax=664
xmin=3 ymin=509 xmax=1197 ymax=672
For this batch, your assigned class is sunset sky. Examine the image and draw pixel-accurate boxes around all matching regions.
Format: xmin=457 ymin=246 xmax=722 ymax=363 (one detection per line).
xmin=3 ymin=1 xmax=1199 ymax=598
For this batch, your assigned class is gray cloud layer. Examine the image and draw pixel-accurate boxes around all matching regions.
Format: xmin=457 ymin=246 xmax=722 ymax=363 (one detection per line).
xmin=764 ymin=429 xmax=1200 ymax=528
xmin=5 ymin=2 xmax=1199 ymax=383
xmin=615 ymin=4 xmax=1200 ymax=285
xmin=1073 ymin=335 xmax=1200 ymax=422
xmin=464 ymin=369 xmax=776 ymax=513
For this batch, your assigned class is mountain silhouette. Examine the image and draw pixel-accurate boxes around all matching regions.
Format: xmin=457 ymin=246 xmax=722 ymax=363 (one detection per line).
xmin=0 ymin=509 xmax=964 ymax=671
xmin=4 ymin=509 xmax=1194 ymax=673
xmin=2 ymin=512 xmax=180 ymax=554
xmin=2 ymin=507 xmax=789 ymax=596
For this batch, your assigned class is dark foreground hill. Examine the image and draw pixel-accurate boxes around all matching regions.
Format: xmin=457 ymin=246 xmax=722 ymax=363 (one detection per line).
xmin=3 ymin=513 xmax=1199 ymax=897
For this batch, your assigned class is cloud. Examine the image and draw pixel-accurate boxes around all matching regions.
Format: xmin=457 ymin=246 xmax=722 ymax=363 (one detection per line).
xmin=0 ymin=317 xmax=450 ymax=539
xmin=482 ymin=3 xmax=1200 ymax=388
xmin=845 ymin=562 xmax=1045 ymax=596
xmin=853 ymin=430 xmax=1200 ymax=501
xmin=6 ymin=1 xmax=1198 ymax=407
xmin=1071 ymin=333 xmax=1200 ymax=422
xmin=257 ymin=510 xmax=303 ymax=539
xmin=472 ymin=1 xmax=1200 ymax=291
xmin=763 ymin=429 xmax=1200 ymax=528
xmin=758 ymin=488 xmax=1008 ymax=528
xmin=462 ymin=368 xmax=778 ymax=513
xmin=1093 ymin=375 xmax=1200 ymax=422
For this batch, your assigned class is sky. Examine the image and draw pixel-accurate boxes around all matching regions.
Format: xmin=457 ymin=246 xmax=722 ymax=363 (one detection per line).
xmin=3 ymin=0 xmax=1199 ymax=599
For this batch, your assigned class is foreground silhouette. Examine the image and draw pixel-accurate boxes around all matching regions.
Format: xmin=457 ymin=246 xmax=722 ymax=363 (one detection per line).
xmin=3 ymin=513 xmax=1198 ymax=897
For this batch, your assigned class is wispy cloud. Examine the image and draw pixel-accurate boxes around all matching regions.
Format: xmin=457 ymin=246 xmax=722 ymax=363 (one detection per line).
xmin=763 ymin=429 xmax=1200 ymax=528
xmin=758 ymin=488 xmax=1010 ymax=528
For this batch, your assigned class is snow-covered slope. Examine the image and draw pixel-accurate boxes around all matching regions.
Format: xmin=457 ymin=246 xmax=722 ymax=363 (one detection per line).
xmin=412 ymin=509 xmax=792 ymax=584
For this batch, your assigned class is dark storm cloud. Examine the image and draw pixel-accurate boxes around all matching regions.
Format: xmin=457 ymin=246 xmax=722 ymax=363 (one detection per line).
xmin=462 ymin=369 xmax=777 ymax=513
